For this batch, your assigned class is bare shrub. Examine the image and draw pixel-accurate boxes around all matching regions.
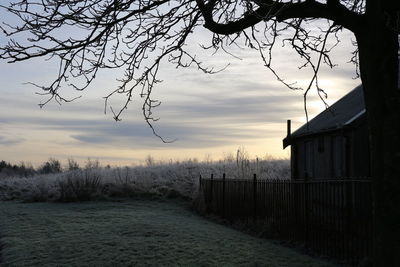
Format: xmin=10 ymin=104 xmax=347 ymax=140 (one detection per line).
xmin=236 ymin=147 xmax=250 ymax=179
xmin=84 ymin=158 xmax=100 ymax=170
xmin=58 ymin=170 xmax=103 ymax=202
xmin=67 ymin=158 xmax=80 ymax=171
xmin=104 ymin=167 xmax=139 ymax=198
xmin=114 ymin=167 xmax=132 ymax=185
xmin=38 ymin=158 xmax=62 ymax=174
xmin=145 ymin=155 xmax=155 ymax=167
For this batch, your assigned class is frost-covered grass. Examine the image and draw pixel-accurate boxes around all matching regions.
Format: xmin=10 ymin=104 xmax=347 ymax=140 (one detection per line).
xmin=0 ymin=199 xmax=334 ymax=266
xmin=0 ymin=158 xmax=289 ymax=202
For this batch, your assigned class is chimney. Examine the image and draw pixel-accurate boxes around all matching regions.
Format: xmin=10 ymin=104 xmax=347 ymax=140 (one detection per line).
xmin=287 ymin=119 xmax=291 ymax=137
xmin=283 ymin=119 xmax=292 ymax=149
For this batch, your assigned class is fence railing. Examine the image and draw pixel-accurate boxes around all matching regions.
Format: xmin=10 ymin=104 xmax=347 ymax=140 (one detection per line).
xmin=199 ymin=174 xmax=373 ymax=265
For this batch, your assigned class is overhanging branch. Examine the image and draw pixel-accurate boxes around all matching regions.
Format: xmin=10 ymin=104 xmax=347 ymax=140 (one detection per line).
xmin=196 ymin=0 xmax=363 ymax=34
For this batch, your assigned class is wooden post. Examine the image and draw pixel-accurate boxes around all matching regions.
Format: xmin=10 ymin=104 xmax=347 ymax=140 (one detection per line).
xmin=304 ymin=173 xmax=309 ymax=248
xmin=199 ymin=175 xmax=202 ymax=189
xmin=293 ymin=179 xmax=299 ymax=241
xmin=222 ymin=173 xmax=226 ymax=219
xmin=346 ymin=180 xmax=354 ymax=256
xmin=253 ymin=173 xmax=257 ymax=222
xmin=210 ymin=173 xmax=214 ymax=204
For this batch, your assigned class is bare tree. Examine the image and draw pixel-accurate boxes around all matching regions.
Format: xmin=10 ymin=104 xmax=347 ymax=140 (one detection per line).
xmin=1 ymin=0 xmax=399 ymax=264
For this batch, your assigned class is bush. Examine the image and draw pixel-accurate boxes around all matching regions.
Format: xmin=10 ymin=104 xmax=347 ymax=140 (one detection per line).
xmin=58 ymin=170 xmax=103 ymax=202
xmin=24 ymin=178 xmax=58 ymax=202
xmin=38 ymin=158 xmax=62 ymax=174
xmin=84 ymin=158 xmax=100 ymax=170
xmin=67 ymin=158 xmax=80 ymax=171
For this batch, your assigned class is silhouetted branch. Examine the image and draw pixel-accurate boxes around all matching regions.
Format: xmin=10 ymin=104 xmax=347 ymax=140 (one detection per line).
xmin=0 ymin=0 xmax=367 ymax=140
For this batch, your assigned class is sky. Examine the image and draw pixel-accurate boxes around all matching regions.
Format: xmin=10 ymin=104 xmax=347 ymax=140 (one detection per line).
xmin=0 ymin=8 xmax=361 ymax=167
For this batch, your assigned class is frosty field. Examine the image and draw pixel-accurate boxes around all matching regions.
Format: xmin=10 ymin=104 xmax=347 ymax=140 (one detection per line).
xmin=0 ymin=199 xmax=334 ymax=266
xmin=0 ymin=158 xmax=290 ymax=203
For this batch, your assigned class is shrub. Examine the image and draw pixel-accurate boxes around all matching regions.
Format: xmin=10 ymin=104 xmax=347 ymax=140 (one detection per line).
xmin=67 ymin=158 xmax=80 ymax=171
xmin=58 ymin=170 xmax=103 ymax=202
xmin=24 ymin=178 xmax=58 ymax=202
xmin=84 ymin=158 xmax=101 ymax=170
xmin=38 ymin=158 xmax=62 ymax=174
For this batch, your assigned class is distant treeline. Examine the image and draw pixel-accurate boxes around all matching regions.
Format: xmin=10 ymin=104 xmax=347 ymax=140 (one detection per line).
xmin=0 ymin=160 xmax=36 ymax=177
xmin=0 ymin=158 xmax=67 ymax=178
xmin=0 ymin=157 xmax=105 ymax=179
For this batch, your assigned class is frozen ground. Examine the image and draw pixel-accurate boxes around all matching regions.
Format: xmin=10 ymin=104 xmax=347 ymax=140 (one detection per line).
xmin=0 ymin=199 xmax=334 ymax=266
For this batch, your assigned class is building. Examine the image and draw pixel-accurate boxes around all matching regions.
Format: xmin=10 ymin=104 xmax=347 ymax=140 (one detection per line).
xmin=283 ymin=85 xmax=370 ymax=180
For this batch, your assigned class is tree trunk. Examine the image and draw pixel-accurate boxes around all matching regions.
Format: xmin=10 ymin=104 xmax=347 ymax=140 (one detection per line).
xmin=355 ymin=13 xmax=400 ymax=266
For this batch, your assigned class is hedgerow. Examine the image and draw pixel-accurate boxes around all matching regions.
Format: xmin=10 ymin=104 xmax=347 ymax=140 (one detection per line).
xmin=0 ymin=156 xmax=289 ymax=202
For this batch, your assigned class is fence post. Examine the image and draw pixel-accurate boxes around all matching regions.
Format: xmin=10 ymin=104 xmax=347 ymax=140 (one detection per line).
xmin=253 ymin=173 xmax=257 ymax=222
xmin=210 ymin=173 xmax=214 ymax=204
xmin=199 ymin=175 xmax=202 ymax=189
xmin=292 ymin=179 xmax=299 ymax=242
xmin=304 ymin=173 xmax=309 ymax=249
xmin=222 ymin=173 xmax=226 ymax=219
xmin=346 ymin=180 xmax=354 ymax=259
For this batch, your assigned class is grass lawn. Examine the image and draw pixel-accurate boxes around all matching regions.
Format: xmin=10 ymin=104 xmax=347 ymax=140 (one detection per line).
xmin=0 ymin=199 xmax=334 ymax=266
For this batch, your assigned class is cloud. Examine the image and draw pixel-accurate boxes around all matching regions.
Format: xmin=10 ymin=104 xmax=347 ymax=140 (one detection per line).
xmin=67 ymin=119 xmax=267 ymax=149
xmin=0 ymin=136 xmax=24 ymax=146
xmin=0 ymin=75 xmax=318 ymax=152
xmin=70 ymin=135 xmax=113 ymax=144
xmin=0 ymin=21 xmax=361 ymax=164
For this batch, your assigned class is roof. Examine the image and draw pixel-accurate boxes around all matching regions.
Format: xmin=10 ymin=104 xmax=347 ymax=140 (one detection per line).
xmin=283 ymin=85 xmax=365 ymax=148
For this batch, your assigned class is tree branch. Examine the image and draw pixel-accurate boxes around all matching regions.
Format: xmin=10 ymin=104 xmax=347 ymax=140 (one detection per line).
xmin=196 ymin=0 xmax=363 ymax=34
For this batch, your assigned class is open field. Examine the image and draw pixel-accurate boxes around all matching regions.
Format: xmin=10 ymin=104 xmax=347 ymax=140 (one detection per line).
xmin=0 ymin=199 xmax=334 ymax=266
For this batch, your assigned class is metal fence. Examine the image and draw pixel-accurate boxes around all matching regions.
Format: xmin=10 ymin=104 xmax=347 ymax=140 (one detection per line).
xmin=199 ymin=174 xmax=373 ymax=265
